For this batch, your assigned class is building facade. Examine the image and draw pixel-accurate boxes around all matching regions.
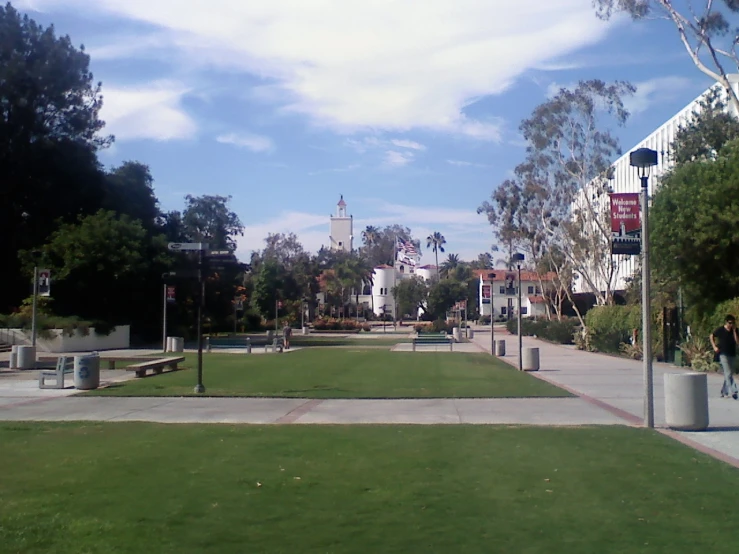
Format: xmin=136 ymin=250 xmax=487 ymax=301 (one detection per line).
xmin=477 ymin=270 xmax=555 ymax=320
xmin=574 ymin=75 xmax=739 ymax=295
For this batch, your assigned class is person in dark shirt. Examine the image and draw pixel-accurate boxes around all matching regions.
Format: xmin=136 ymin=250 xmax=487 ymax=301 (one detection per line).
xmin=710 ymin=315 xmax=739 ymax=399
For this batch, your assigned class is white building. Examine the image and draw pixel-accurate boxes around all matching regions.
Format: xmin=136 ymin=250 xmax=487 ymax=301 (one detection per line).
xmin=575 ymin=75 xmax=739 ymax=295
xmin=477 ymin=270 xmax=555 ymax=319
xmin=319 ymin=196 xmax=436 ymax=318
xmin=329 ymin=195 xmax=353 ymax=252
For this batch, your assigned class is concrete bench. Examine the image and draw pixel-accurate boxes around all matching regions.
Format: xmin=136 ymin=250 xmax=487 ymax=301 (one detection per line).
xmin=126 ymin=356 xmax=185 ymax=378
xmin=38 ymin=356 xmax=74 ymax=389
xmin=412 ymin=334 xmax=454 ymax=352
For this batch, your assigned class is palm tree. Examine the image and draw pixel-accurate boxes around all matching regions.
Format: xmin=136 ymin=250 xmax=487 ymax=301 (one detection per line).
xmin=362 ymin=226 xmax=380 ymax=248
xmin=426 ymin=232 xmax=446 ymax=280
xmin=440 ymin=253 xmax=460 ymax=279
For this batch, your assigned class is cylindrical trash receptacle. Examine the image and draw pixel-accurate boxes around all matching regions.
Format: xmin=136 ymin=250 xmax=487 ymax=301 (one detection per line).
xmin=452 ymin=327 xmax=460 ymax=342
xmin=302 ymin=326 xmax=308 ymax=335
xmin=468 ymin=328 xmax=474 ymax=339
xmin=522 ymin=347 xmax=540 ymax=371
xmin=495 ymin=339 xmax=506 ymax=356
xmin=170 ymin=337 xmax=184 ymax=352
xmin=166 ymin=336 xmax=173 ymax=352
xmin=664 ymin=372 xmax=709 ymax=431
xmin=74 ymin=353 xmax=100 ymax=390
xmin=9 ymin=349 xmax=18 ymax=369
xmin=16 ymin=345 xmax=37 ymax=369
xmin=267 ymin=330 xmax=274 ymax=341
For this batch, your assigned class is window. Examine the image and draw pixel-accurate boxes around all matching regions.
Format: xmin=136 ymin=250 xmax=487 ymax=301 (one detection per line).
xmin=535 ymin=287 xmax=541 ymax=294
xmin=528 ymin=286 xmax=534 ymax=294
xmin=338 ymin=241 xmax=343 ymax=247
xmin=501 ymin=307 xmax=507 ymax=315
xmin=499 ymin=286 xmax=505 ymax=294
xmin=522 ymin=307 xmax=528 ymax=315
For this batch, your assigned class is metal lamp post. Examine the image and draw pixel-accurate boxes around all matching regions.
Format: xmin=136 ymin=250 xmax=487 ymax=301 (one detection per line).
xmin=512 ymin=253 xmax=525 ymax=371
xmin=630 ymin=147 xmax=658 ymax=428
xmin=489 ymin=271 xmax=496 ymax=355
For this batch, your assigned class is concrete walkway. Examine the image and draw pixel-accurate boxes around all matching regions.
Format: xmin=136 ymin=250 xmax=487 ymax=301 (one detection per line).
xmin=470 ymin=330 xmax=739 ymax=466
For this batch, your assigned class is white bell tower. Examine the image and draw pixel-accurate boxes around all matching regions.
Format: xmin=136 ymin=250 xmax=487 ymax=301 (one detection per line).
xmin=329 ymin=195 xmax=353 ymax=252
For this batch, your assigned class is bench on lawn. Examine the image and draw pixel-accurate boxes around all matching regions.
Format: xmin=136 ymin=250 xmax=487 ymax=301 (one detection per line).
xmin=412 ymin=334 xmax=454 ymax=352
xmin=125 ymin=356 xmax=185 ymax=378
xmin=205 ymin=336 xmax=285 ymax=353
xmin=38 ymin=355 xmax=160 ymax=370
xmin=38 ymin=356 xmax=74 ymax=389
xmin=246 ymin=336 xmax=285 ymax=353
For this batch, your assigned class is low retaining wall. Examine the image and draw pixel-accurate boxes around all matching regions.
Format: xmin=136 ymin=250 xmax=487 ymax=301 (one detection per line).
xmin=2 ymin=326 xmax=130 ymax=352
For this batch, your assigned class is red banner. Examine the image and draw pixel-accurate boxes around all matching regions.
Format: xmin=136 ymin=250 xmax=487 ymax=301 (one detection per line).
xmin=482 ymin=284 xmax=491 ymax=304
xmin=610 ymin=193 xmax=641 ymax=255
xmin=166 ymin=286 xmax=176 ymax=303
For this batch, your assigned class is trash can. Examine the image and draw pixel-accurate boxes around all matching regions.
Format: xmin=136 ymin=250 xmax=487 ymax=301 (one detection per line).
xmin=664 ymin=372 xmax=709 ymax=431
xmin=468 ymin=328 xmax=474 ymax=339
xmin=495 ymin=339 xmax=506 ymax=356
xmin=302 ymin=326 xmax=308 ymax=335
xmin=74 ymin=353 xmax=100 ymax=390
xmin=9 ymin=345 xmax=18 ymax=369
xmin=452 ymin=327 xmax=460 ymax=342
xmin=16 ymin=345 xmax=37 ymax=369
xmin=170 ymin=337 xmax=184 ymax=352
xmin=522 ymin=347 xmax=540 ymax=371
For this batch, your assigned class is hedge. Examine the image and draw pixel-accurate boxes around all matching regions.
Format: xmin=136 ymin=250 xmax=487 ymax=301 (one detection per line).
xmin=505 ymin=317 xmax=579 ymax=345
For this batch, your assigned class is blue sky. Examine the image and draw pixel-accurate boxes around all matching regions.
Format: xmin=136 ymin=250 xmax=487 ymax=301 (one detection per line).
xmin=16 ymin=1 xmax=720 ymax=263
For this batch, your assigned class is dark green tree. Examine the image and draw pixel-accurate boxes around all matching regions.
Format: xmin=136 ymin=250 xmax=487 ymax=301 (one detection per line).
xmin=103 ymin=161 xmax=161 ymax=232
xmin=651 ymin=139 xmax=739 ymax=315
xmin=392 ymin=277 xmax=429 ymax=318
xmin=426 ymin=280 xmax=467 ymax=320
xmin=182 ymin=195 xmax=243 ymax=251
xmin=1 ymin=3 xmax=112 ymax=310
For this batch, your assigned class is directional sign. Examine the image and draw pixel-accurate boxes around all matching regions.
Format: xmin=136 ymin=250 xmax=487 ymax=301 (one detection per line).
xmin=163 ymin=270 xmax=200 ymax=279
xmin=208 ymin=250 xmax=231 ymax=256
xmin=168 ymin=242 xmax=208 ymax=251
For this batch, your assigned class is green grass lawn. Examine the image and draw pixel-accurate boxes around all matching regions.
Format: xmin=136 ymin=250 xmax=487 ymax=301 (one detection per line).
xmin=1 ymin=423 xmax=737 ymax=553
xmin=88 ymin=350 xmax=569 ymax=398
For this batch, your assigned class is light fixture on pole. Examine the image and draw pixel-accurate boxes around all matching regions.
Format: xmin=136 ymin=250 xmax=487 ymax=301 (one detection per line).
xmin=630 ymin=147 xmax=658 ymax=429
xmin=512 ymin=253 xmax=525 ymax=371
xmin=489 ymin=270 xmax=496 ymax=356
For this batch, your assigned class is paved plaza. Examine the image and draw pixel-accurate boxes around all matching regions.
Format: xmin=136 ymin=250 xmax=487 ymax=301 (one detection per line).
xmin=1 ymin=332 xmax=738 ymax=468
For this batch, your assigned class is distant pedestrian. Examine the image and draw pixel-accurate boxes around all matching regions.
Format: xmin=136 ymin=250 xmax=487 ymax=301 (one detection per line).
xmin=710 ymin=315 xmax=739 ymax=399
xmin=282 ymin=323 xmax=292 ymax=350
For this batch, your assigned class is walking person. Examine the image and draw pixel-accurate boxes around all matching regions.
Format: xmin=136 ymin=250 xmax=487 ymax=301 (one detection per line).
xmin=282 ymin=322 xmax=292 ymax=350
xmin=710 ymin=315 xmax=739 ymax=399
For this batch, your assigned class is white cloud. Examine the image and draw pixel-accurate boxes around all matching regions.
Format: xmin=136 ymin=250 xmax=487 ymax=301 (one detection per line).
xmin=383 ymin=150 xmax=414 ymax=168
xmin=390 ymin=139 xmax=426 ymax=151
xmin=446 ymin=159 xmax=489 ymax=168
xmin=308 ymin=164 xmax=361 ymax=176
xmin=35 ymin=0 xmax=616 ymax=138
xmin=624 ymin=76 xmax=695 ymax=116
xmin=216 ymin=132 xmax=274 ymax=153
xmin=101 ymin=80 xmax=196 ymax=141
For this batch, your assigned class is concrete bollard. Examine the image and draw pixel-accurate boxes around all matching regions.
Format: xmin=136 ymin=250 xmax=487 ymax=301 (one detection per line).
xmin=495 ymin=340 xmax=506 ymax=357
xmin=16 ymin=345 xmax=37 ymax=369
xmin=206 ymin=336 xmax=211 ymax=353
xmin=664 ymin=372 xmax=709 ymax=431
xmin=170 ymin=337 xmax=184 ymax=352
xmin=9 ymin=347 xmax=18 ymax=369
xmin=246 ymin=337 xmax=252 ymax=354
xmin=522 ymin=347 xmax=540 ymax=371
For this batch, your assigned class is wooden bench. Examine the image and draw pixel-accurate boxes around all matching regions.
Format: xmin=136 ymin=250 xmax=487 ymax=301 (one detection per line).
xmin=207 ymin=336 xmax=285 ymax=353
xmin=125 ymin=356 xmax=185 ymax=378
xmin=38 ymin=355 xmax=160 ymax=370
xmin=412 ymin=334 xmax=454 ymax=352
xmin=38 ymin=356 xmax=74 ymax=389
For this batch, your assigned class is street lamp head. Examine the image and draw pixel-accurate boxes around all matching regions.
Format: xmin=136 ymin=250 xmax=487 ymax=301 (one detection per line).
xmin=629 ymin=148 xmax=658 ymax=179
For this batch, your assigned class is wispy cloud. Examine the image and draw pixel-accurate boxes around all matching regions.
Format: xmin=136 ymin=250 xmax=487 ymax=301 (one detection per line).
xmin=35 ymin=0 xmax=616 ymax=139
xmin=624 ymin=76 xmax=695 ymax=116
xmin=383 ymin=150 xmax=415 ymax=168
xmin=308 ymin=164 xmax=361 ymax=176
xmin=216 ymin=132 xmax=275 ymax=153
xmin=390 ymin=139 xmax=426 ymax=151
xmin=100 ymin=80 xmax=196 ymax=141
xmin=446 ymin=159 xmax=490 ymax=168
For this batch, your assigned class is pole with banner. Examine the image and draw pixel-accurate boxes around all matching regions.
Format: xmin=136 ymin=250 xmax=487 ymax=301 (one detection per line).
xmin=610 ymin=193 xmax=641 ymax=255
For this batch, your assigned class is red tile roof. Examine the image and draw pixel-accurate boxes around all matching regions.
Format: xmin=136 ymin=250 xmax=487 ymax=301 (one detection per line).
xmin=528 ymin=295 xmax=547 ymax=304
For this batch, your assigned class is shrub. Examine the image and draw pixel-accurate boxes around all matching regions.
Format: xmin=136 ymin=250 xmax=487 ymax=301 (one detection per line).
xmin=478 ymin=315 xmax=491 ymax=325
xmin=585 ymin=305 xmax=641 ymax=354
xmin=506 ymin=317 xmax=578 ymax=344
xmin=679 ymin=335 xmax=720 ymax=372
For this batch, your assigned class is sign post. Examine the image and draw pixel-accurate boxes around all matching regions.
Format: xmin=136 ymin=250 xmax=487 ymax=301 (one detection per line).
xmin=610 ymin=193 xmax=641 ymax=255
xmin=168 ymin=242 xmax=209 ymax=393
